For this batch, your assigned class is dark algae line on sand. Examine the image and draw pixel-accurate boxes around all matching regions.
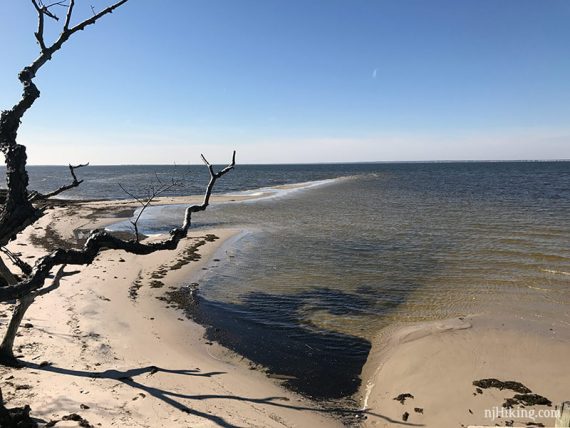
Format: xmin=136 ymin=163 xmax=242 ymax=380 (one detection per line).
xmin=168 ymin=285 xmax=372 ymax=400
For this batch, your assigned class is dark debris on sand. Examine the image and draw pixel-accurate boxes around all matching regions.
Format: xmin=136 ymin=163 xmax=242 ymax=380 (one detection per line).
xmin=393 ymin=393 xmax=414 ymax=404
xmin=503 ymin=394 xmax=552 ymax=408
xmin=474 ymin=378 xmax=552 ymax=415
xmin=46 ymin=413 xmax=93 ymax=427
xmin=0 ymin=404 xmax=37 ymax=428
xmin=473 ymin=378 xmax=532 ymax=394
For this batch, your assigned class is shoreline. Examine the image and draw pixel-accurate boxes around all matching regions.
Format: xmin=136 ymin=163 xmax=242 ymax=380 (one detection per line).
xmin=0 ymin=200 xmax=345 ymax=427
xmin=1 ymin=191 xmax=569 ymax=426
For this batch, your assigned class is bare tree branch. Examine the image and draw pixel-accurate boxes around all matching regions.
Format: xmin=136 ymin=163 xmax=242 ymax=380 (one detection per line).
xmin=31 ymin=0 xmax=68 ymax=51
xmin=63 ymin=0 xmax=74 ymax=30
xmin=44 ymin=1 xmax=68 ymax=11
xmin=30 ymin=162 xmax=89 ymax=201
xmin=8 ymin=0 xmax=130 ymax=129
xmin=24 ymin=0 xmax=129 ymax=82
xmin=118 ymin=183 xmax=145 ymax=206
xmin=197 ymin=150 xmax=236 ymax=211
xmin=119 ymin=165 xmax=191 ymax=242
xmin=128 ymin=179 xmax=182 ymax=242
xmin=31 ymin=0 xmax=47 ymax=52
xmin=0 ymin=247 xmax=32 ymax=276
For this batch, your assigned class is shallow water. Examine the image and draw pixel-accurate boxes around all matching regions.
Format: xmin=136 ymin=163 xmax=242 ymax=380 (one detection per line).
xmin=17 ymin=161 xmax=570 ymax=399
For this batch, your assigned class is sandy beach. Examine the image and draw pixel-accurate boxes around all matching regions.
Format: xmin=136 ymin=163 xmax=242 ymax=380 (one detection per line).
xmin=360 ymin=314 xmax=570 ymax=427
xmin=0 ymin=199 xmax=344 ymax=427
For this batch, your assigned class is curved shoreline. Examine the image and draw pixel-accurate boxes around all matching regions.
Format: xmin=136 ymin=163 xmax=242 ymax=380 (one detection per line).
xmin=49 ymin=173 xmax=359 ymax=204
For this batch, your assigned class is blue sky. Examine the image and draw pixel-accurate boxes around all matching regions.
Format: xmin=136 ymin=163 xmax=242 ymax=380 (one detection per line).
xmin=1 ymin=0 xmax=569 ymax=164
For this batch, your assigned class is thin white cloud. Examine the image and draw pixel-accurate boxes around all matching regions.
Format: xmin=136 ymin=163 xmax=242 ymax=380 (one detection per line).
xmin=372 ymin=68 xmax=378 ymax=79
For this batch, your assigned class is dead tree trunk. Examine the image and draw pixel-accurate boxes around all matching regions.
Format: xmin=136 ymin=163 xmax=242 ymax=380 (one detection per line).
xmin=0 ymin=0 xmax=128 ymax=412
xmin=0 ymin=295 xmax=34 ymax=365
xmin=0 ymin=150 xmax=235 ymax=361
xmin=0 ymin=0 xmax=129 ymax=248
xmin=0 ymin=266 xmax=69 ymax=365
xmin=0 ymin=2 xmax=237 ymax=421
xmin=0 ymin=257 xmax=18 ymax=286
xmin=0 ymin=113 xmax=42 ymax=247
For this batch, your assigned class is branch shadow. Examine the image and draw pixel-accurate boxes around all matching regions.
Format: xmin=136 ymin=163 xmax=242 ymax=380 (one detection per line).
xmin=24 ymin=362 xmax=423 ymax=427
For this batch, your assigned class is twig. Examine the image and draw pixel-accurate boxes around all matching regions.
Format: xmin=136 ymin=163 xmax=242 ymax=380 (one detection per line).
xmin=119 ymin=167 xmax=186 ymax=242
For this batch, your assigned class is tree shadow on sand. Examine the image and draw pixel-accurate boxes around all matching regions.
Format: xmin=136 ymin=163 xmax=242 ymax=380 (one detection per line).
xmin=24 ymin=362 xmax=423 ymax=428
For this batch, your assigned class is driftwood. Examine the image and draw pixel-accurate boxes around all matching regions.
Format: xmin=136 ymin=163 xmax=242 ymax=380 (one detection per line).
xmin=0 ymin=152 xmax=235 ymax=301
xmin=0 ymin=9 xmax=238 ymax=428
xmin=0 ymin=0 xmax=237 ymax=419
xmin=0 ymin=150 xmax=235 ymax=362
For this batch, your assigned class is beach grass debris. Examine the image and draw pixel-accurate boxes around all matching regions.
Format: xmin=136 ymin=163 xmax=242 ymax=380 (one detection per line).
xmin=60 ymin=413 xmax=93 ymax=427
xmin=473 ymin=378 xmax=532 ymax=394
xmin=503 ymin=394 xmax=552 ymax=408
xmin=393 ymin=393 xmax=414 ymax=404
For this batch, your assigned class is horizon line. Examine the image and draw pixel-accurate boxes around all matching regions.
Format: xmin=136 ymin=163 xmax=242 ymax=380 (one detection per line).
xmin=20 ymin=158 xmax=570 ymax=167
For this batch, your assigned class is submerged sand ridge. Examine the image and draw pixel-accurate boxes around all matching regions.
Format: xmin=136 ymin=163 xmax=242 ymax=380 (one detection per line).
xmin=0 ymin=199 xmax=346 ymax=427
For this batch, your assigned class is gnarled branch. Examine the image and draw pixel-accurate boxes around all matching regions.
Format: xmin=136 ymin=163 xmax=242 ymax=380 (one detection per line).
xmin=0 ymin=266 xmax=76 ymax=364
xmin=197 ymin=150 xmax=236 ymax=213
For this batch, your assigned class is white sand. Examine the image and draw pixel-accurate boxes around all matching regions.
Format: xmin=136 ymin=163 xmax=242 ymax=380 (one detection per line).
xmin=360 ymin=314 xmax=570 ymax=427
